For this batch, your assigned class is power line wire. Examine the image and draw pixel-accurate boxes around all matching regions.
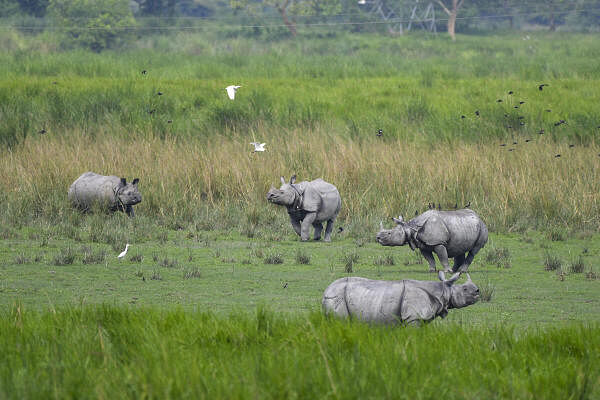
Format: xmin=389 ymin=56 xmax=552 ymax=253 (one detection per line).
xmin=1 ymin=8 xmax=598 ymax=31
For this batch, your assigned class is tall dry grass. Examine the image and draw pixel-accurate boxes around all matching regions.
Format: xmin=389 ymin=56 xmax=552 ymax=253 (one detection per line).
xmin=1 ymin=128 xmax=598 ymax=232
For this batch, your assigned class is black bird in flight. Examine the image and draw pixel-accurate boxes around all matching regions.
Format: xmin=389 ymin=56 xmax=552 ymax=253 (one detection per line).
xmin=500 ymin=143 xmax=507 ymax=147
xmin=338 ymin=227 xmax=344 ymax=233
xmin=519 ymin=101 xmax=525 ymax=104
xmin=514 ymin=106 xmax=519 ymax=109
xmin=555 ymin=154 xmax=561 ymax=158
xmin=465 ymin=201 xmax=471 ymax=208
xmin=525 ymin=139 xmax=532 ymax=142
xmin=569 ymin=144 xmax=575 ymax=148
xmin=538 ymin=84 xmax=548 ymax=91
xmin=539 ymin=129 xmax=545 ymax=135
xmin=157 ymin=91 xmax=163 ymax=96
xmin=513 ymin=141 xmax=518 ymax=145
xmin=283 ymin=282 xmax=288 ymax=289
xmin=38 ymin=128 xmax=46 ymax=134
xmin=167 ymin=120 xmax=172 ymax=124
xmin=475 ymin=110 xmax=480 ymax=116
xmin=508 ymin=148 xmax=515 ymax=152
xmin=497 ymin=99 xmax=503 ymax=103
xmin=508 ymin=91 xmax=514 ymax=95
xmin=141 ymin=70 xmax=147 ymax=75
xmin=461 ymin=115 xmax=466 ymax=119
xmin=546 ymin=109 xmax=552 ymax=112
xmin=376 ymin=129 xmax=383 ymax=137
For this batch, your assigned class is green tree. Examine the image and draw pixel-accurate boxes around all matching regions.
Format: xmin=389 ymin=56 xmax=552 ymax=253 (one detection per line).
xmin=48 ymin=0 xmax=136 ymax=52
xmin=231 ymin=0 xmax=341 ymax=37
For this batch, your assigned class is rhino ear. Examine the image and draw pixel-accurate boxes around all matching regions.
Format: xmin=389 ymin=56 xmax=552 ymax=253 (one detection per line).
xmin=280 ymin=176 xmax=286 ymax=185
xmin=290 ymin=175 xmax=296 ymax=184
xmin=132 ymin=178 xmax=139 ymax=185
xmin=392 ymin=216 xmax=404 ymax=225
xmin=120 ymin=178 xmax=127 ymax=186
xmin=466 ymin=273 xmax=472 ymax=283
xmin=379 ymin=220 xmax=384 ymax=230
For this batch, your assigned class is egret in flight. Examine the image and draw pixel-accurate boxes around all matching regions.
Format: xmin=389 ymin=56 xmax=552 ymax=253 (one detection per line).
xmin=226 ymin=85 xmax=241 ymax=100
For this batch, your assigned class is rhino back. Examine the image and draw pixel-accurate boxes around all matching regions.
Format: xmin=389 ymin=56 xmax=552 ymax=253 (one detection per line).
xmin=304 ymin=179 xmax=341 ymax=220
xmin=439 ymin=210 xmax=487 ymax=255
xmin=68 ymin=172 xmax=119 ymax=208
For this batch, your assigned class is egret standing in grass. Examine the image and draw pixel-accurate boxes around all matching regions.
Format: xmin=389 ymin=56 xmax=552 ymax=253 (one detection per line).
xmin=118 ymin=244 xmax=130 ymax=260
xmin=250 ymin=142 xmax=266 ymax=153
xmin=226 ymin=85 xmax=241 ymax=100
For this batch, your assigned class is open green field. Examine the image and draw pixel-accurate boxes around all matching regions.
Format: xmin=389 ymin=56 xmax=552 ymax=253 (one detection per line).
xmin=1 ymin=30 xmax=600 ymax=398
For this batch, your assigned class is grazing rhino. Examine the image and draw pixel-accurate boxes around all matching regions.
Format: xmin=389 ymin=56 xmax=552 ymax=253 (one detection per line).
xmin=266 ymin=175 xmax=341 ymax=242
xmin=68 ymin=172 xmax=142 ymax=217
xmin=376 ymin=209 xmax=488 ymax=273
xmin=322 ymin=272 xmax=479 ymax=325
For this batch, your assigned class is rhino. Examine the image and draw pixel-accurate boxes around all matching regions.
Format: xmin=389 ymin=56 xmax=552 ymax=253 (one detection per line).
xmin=376 ymin=209 xmax=488 ymax=273
xmin=322 ymin=272 xmax=479 ymax=325
xmin=68 ymin=172 xmax=142 ymax=217
xmin=266 ymin=175 xmax=341 ymax=242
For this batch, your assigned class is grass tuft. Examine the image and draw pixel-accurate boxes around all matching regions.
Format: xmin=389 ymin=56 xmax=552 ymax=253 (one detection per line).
xmin=568 ymin=256 xmax=586 ymax=274
xmin=485 ymin=247 xmax=512 ymax=269
xmin=295 ymin=249 xmax=311 ymax=265
xmin=183 ymin=269 xmax=202 ymax=279
xmin=264 ymin=252 xmax=284 ymax=265
xmin=52 ymin=247 xmax=76 ymax=266
xmin=544 ymin=252 xmax=563 ymax=271
xmin=342 ymin=252 xmax=359 ymax=273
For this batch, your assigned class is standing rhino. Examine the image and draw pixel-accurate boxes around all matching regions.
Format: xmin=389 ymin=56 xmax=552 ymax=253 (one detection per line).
xmin=376 ymin=209 xmax=488 ymax=273
xmin=322 ymin=272 xmax=479 ymax=325
xmin=266 ymin=175 xmax=341 ymax=242
xmin=68 ymin=172 xmax=142 ymax=217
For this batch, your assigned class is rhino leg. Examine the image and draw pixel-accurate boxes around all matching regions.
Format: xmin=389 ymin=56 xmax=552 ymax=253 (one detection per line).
xmin=420 ymin=250 xmax=437 ymax=272
xmin=323 ymin=219 xmax=335 ymax=242
xmin=300 ymin=212 xmax=317 ymax=241
xmin=433 ymin=245 xmax=451 ymax=272
xmin=126 ymin=205 xmax=135 ymax=218
xmin=461 ymin=246 xmax=483 ymax=272
xmin=290 ymin=217 xmax=302 ymax=236
xmin=452 ymin=254 xmax=465 ymax=273
xmin=313 ymin=221 xmax=323 ymax=241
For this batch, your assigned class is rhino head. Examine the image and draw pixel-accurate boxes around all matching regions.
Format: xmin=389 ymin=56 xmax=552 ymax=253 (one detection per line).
xmin=266 ymin=175 xmax=297 ymax=207
xmin=116 ymin=177 xmax=142 ymax=206
xmin=441 ymin=272 xmax=480 ymax=309
xmin=375 ymin=216 xmax=415 ymax=248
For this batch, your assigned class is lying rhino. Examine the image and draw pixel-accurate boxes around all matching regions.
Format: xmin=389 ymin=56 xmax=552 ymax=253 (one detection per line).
xmin=68 ymin=172 xmax=142 ymax=217
xmin=322 ymin=272 xmax=479 ymax=325
xmin=376 ymin=209 xmax=488 ymax=273
xmin=266 ymin=175 xmax=341 ymax=242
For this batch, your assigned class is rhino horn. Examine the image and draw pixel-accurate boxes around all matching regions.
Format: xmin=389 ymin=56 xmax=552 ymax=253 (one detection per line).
xmin=466 ymin=273 xmax=472 ymax=283
xmin=392 ymin=216 xmax=403 ymax=224
xmin=439 ymin=271 xmax=461 ymax=284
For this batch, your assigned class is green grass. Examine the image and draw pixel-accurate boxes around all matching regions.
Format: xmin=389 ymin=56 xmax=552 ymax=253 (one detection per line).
xmin=1 ymin=227 xmax=599 ymax=326
xmin=0 ymin=305 xmax=598 ymax=399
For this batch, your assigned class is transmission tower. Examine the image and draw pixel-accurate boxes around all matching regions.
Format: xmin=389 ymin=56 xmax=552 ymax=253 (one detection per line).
xmin=357 ymin=0 xmax=436 ymax=35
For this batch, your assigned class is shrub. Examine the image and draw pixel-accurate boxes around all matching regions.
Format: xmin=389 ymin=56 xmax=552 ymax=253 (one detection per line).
xmin=485 ymin=247 xmax=511 ymax=269
xmin=479 ymin=277 xmax=495 ymax=302
xmin=544 ymin=252 xmax=562 ymax=271
xmin=130 ymin=253 xmax=143 ymax=263
xmin=342 ymin=252 xmax=359 ymax=273
xmin=81 ymin=246 xmax=106 ymax=264
xmin=52 ymin=247 xmax=76 ymax=266
xmin=158 ymin=257 xmax=179 ymax=269
xmin=374 ymin=254 xmax=395 ymax=266
xmin=295 ymin=250 xmax=311 ymax=265
xmin=568 ymin=256 xmax=586 ymax=274
xmin=13 ymin=252 xmax=30 ymax=265
xmin=183 ymin=269 xmax=202 ymax=279
xmin=264 ymin=253 xmax=284 ymax=265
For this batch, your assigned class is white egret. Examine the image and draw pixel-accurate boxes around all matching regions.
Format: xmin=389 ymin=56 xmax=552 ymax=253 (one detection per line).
xmin=250 ymin=142 xmax=266 ymax=152
xmin=117 ymin=244 xmax=130 ymax=260
xmin=226 ymin=85 xmax=241 ymax=100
